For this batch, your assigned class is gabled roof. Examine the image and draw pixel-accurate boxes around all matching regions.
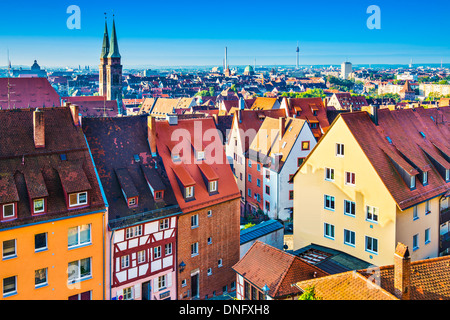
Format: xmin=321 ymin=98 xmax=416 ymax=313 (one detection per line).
xmin=0 ymin=78 xmax=61 ymax=110
xmin=232 ymin=241 xmax=328 ymax=298
xmin=154 ymin=116 xmax=240 ymax=213
xmin=0 ymin=107 xmax=105 ymax=229
xmin=247 ymin=117 xmax=307 ymax=171
xmin=250 ymin=97 xmax=278 ymax=110
xmin=341 ymin=107 xmax=450 ymax=210
xmin=83 ymin=116 xmax=179 ymax=228
xmin=284 ymin=97 xmax=330 ymax=139
xmin=62 ymin=97 xmax=119 ymax=117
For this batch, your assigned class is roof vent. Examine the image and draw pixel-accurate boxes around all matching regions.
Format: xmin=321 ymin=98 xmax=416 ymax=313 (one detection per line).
xmin=419 ymin=132 xmax=426 ymax=139
xmin=386 ymin=136 xmax=392 ymax=144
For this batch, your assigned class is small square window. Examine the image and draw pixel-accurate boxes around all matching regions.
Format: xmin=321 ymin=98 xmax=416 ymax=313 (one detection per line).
xmin=336 ymin=143 xmax=344 ymax=157
xmin=33 ymin=199 xmax=45 ymax=214
xmin=301 ymin=141 xmax=310 ymax=151
xmin=3 ymin=203 xmax=15 ymax=219
xmin=35 ymin=233 xmax=47 ymax=252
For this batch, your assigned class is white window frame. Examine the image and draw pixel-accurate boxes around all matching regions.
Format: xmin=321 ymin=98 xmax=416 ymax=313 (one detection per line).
xmin=68 ymin=257 xmax=92 ymax=284
xmin=325 ymin=168 xmax=334 ymax=181
xmin=324 ymin=223 xmax=335 ymax=239
xmin=125 ymin=225 xmax=142 ymax=239
xmin=425 ymin=201 xmax=431 ymax=215
xmin=207 ymin=268 xmax=212 ymax=276
xmin=2 ymin=239 xmax=16 ymax=259
xmin=185 ymin=186 xmax=194 ymax=199
xmin=345 ymin=172 xmax=356 ymax=186
xmin=154 ymin=246 xmax=162 ymax=259
xmin=128 ymin=197 xmax=136 ymax=206
xmin=344 ymin=229 xmax=356 ymax=247
xmin=68 ymin=224 xmax=92 ymax=248
xmin=336 ymin=143 xmax=344 ymax=157
xmin=35 ymin=233 xmax=48 ymax=252
xmin=324 ymin=195 xmax=335 ymax=211
xmin=191 ymin=242 xmax=199 ymax=257
xmin=366 ymin=206 xmax=378 ymax=223
xmin=207 ymin=210 xmax=212 ymax=217
xmin=425 ymin=228 xmax=431 ymax=244
xmin=365 ymin=236 xmax=378 ymax=254
xmin=158 ymin=275 xmax=167 ymax=291
xmin=344 ymin=200 xmax=356 ymax=217
xmin=218 ymin=258 xmax=223 ymax=267
xmin=137 ymin=250 xmax=146 ymax=263
xmin=209 ymin=180 xmax=218 ymax=193
xmin=165 ymin=243 xmax=172 ymax=255
xmin=35 ymin=267 xmax=48 ymax=288
xmin=121 ymin=255 xmax=130 ymax=269
xmin=413 ymin=206 xmax=419 ymax=220
xmin=413 ymin=234 xmax=419 ymax=251
xmin=191 ymin=214 xmax=199 ymax=228
xmin=33 ymin=199 xmax=45 ymax=214
xmin=69 ymin=192 xmax=88 ymax=207
xmin=410 ymin=175 xmax=416 ymax=189
xmin=3 ymin=203 xmax=15 ymax=219
xmin=159 ymin=218 xmax=170 ymax=230
xmin=3 ymin=276 xmax=17 ymax=297
xmin=422 ymin=171 xmax=428 ymax=185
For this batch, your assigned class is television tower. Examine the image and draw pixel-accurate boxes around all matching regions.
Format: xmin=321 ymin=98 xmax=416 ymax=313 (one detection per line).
xmin=296 ymin=42 xmax=300 ymax=69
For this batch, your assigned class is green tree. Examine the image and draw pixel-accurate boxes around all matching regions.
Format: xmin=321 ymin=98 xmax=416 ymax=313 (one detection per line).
xmin=298 ymin=286 xmax=322 ymax=300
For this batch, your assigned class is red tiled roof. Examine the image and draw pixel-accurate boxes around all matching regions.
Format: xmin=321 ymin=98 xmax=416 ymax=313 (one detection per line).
xmin=341 ymin=106 xmax=450 ymax=210
xmin=0 ymin=107 xmax=105 ymax=229
xmin=0 ymin=78 xmax=60 ymax=110
xmin=154 ymin=116 xmax=240 ymax=213
xmin=284 ymin=97 xmax=330 ymax=139
xmin=233 ymin=241 xmax=328 ymax=299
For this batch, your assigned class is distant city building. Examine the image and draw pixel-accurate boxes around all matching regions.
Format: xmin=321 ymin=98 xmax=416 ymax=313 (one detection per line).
xmin=11 ymin=60 xmax=47 ymax=78
xmin=396 ymin=72 xmax=418 ymax=81
xmin=340 ymin=62 xmax=352 ymax=80
xmin=99 ymin=17 xmax=123 ymax=102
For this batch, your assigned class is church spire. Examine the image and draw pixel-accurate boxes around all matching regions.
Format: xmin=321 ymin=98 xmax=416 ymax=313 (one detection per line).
xmin=101 ymin=13 xmax=110 ymax=59
xmin=108 ymin=15 xmax=121 ymax=59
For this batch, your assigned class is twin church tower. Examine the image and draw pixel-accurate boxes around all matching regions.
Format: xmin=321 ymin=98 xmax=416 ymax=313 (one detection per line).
xmin=99 ymin=15 xmax=123 ymax=101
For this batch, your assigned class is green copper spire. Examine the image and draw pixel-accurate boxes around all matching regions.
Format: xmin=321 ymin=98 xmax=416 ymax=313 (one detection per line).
xmin=107 ymin=16 xmax=121 ymax=59
xmin=101 ymin=15 xmax=110 ymax=59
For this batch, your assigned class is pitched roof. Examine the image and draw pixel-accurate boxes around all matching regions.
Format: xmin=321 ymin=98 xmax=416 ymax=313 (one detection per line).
xmin=250 ymin=97 xmax=278 ymax=110
xmin=284 ymin=97 xmax=330 ymax=139
xmin=154 ymin=116 xmax=240 ymax=213
xmin=62 ymin=97 xmax=119 ymax=117
xmin=232 ymin=109 xmax=287 ymax=152
xmin=295 ymin=246 xmax=450 ymax=300
xmin=341 ymin=107 xmax=450 ymax=210
xmin=240 ymin=220 xmax=284 ymax=245
xmin=82 ymin=116 xmax=179 ymax=228
xmin=0 ymin=107 xmax=105 ymax=229
xmin=0 ymin=78 xmax=60 ymax=110
xmin=232 ymin=241 xmax=329 ymax=298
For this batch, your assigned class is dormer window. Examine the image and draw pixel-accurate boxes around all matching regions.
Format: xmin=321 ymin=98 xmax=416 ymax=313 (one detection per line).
xmin=410 ymin=175 xmax=416 ymax=189
xmin=422 ymin=171 xmax=428 ymax=185
xmin=2 ymin=203 xmax=16 ymax=220
xmin=69 ymin=192 xmax=88 ymax=208
xmin=209 ymin=180 xmax=218 ymax=193
xmin=185 ymin=186 xmax=195 ymax=199
xmin=155 ymin=191 xmax=164 ymax=200
xmin=446 ymin=169 xmax=450 ymax=182
xmin=33 ymin=199 xmax=46 ymax=215
xmin=128 ymin=197 xmax=138 ymax=207
xmin=172 ymin=153 xmax=181 ymax=163
xmin=196 ymin=150 xmax=205 ymax=161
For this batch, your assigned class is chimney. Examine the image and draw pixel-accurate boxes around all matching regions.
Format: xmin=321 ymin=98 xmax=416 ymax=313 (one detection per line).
xmin=394 ymin=242 xmax=411 ymax=300
xmin=148 ymin=116 xmax=157 ymax=157
xmin=368 ymin=104 xmax=379 ymax=125
xmin=70 ymin=104 xmax=80 ymax=126
xmin=279 ymin=117 xmax=286 ymax=140
xmin=33 ymin=108 xmax=45 ymax=149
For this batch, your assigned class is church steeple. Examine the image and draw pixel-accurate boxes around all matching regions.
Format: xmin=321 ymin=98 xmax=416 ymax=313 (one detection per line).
xmin=107 ymin=16 xmax=121 ymax=59
xmin=101 ymin=16 xmax=110 ymax=59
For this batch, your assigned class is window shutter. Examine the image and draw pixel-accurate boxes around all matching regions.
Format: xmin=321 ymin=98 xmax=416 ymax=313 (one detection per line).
xmin=134 ymin=284 xmax=141 ymax=299
xmin=167 ymin=272 xmax=172 ymax=288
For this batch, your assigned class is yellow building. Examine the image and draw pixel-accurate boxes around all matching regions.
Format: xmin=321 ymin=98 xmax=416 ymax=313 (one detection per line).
xmin=293 ymin=106 xmax=450 ymax=267
xmin=0 ymin=107 xmax=107 ymax=300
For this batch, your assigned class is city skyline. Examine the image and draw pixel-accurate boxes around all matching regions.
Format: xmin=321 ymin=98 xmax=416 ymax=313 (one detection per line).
xmin=0 ymin=0 xmax=449 ymax=68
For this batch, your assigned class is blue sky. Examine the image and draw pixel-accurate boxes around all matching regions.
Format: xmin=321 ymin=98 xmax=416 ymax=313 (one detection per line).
xmin=0 ymin=0 xmax=449 ymax=68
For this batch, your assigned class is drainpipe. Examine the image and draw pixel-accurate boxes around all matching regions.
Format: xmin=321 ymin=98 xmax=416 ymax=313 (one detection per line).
xmin=109 ymin=228 xmax=115 ymax=300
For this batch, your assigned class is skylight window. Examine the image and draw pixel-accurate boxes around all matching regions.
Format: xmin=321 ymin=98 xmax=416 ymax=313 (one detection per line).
xmin=60 ymin=154 xmax=67 ymax=161
xmin=419 ymin=132 xmax=426 ymax=139
xmin=386 ymin=136 xmax=392 ymax=144
xmin=134 ymin=155 xmax=140 ymax=162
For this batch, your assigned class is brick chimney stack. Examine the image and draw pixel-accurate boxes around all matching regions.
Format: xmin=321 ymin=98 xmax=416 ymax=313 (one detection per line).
xmin=148 ymin=116 xmax=157 ymax=157
xmin=70 ymin=104 xmax=80 ymax=127
xmin=33 ymin=108 xmax=45 ymax=149
xmin=394 ymin=242 xmax=411 ymax=300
